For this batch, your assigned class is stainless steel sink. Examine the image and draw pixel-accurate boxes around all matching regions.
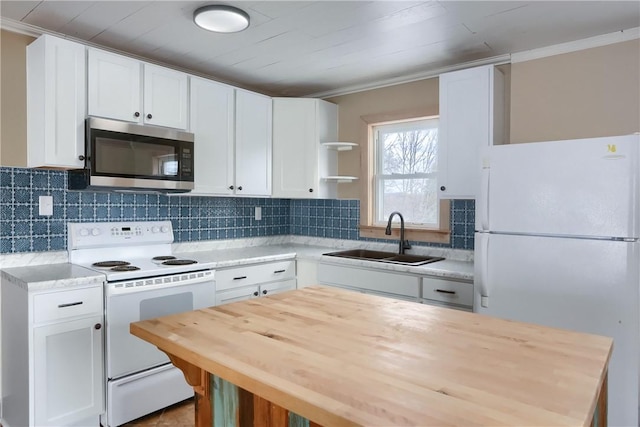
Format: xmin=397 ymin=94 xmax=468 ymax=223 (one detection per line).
xmin=323 ymin=249 xmax=444 ymax=266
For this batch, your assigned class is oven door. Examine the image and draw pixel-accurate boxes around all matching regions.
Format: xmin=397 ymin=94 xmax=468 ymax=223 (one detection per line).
xmin=105 ymin=270 xmax=215 ymax=380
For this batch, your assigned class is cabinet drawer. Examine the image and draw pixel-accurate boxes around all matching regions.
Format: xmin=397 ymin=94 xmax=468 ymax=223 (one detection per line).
xmin=216 ymin=260 xmax=295 ymax=291
xmin=421 ymin=277 xmax=473 ymax=308
xmin=318 ymin=263 xmax=420 ymax=298
xmin=33 ymin=286 xmax=103 ymax=324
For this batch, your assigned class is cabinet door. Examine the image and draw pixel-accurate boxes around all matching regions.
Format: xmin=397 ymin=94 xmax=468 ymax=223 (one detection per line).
xmin=33 ymin=315 xmax=104 ymax=426
xmin=27 ymin=35 xmax=86 ymax=168
xmin=189 ymin=77 xmax=235 ymax=194
xmin=235 ymin=90 xmax=272 ymax=196
xmin=215 ymin=285 xmax=259 ymax=306
xmin=438 ymin=65 xmax=492 ymax=199
xmin=272 ymin=98 xmax=318 ymax=198
xmin=87 ymin=48 xmax=141 ymax=123
xmin=259 ymin=279 xmax=296 ymax=297
xmin=143 ymin=64 xmax=188 ymax=129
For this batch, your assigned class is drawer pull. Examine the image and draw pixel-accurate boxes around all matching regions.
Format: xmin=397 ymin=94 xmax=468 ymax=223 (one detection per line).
xmin=274 ymin=269 xmax=286 ymax=274
xmin=58 ymin=301 xmax=83 ymax=308
xmin=233 ymin=276 xmax=247 ymax=280
xmin=435 ymin=289 xmax=456 ymax=295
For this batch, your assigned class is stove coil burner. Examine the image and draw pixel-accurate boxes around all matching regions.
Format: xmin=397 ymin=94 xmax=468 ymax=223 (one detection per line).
xmin=92 ymin=261 xmax=130 ymax=268
xmin=110 ymin=265 xmax=141 ymax=272
xmin=162 ymin=259 xmax=197 ymax=266
xmin=152 ymin=256 xmax=177 ymax=261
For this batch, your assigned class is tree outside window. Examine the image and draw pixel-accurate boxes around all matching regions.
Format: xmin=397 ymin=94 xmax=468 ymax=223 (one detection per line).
xmin=373 ymin=117 xmax=439 ymax=228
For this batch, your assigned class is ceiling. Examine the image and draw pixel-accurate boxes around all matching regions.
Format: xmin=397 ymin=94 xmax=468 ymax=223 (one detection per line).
xmin=1 ymin=1 xmax=638 ymax=97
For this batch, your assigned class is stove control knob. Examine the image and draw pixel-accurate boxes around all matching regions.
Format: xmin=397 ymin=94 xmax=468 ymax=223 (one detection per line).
xmin=152 ymin=226 xmax=160 ymax=233
xmin=91 ymin=228 xmax=100 ymax=236
xmin=161 ymin=226 xmax=170 ymax=233
xmin=79 ymin=228 xmax=89 ymax=237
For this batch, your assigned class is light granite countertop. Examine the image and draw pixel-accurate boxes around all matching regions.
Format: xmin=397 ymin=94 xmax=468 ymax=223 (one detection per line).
xmin=1 ymin=263 xmax=105 ymax=292
xmin=176 ymin=244 xmax=474 ymax=281
xmin=1 ymin=237 xmax=474 ymax=290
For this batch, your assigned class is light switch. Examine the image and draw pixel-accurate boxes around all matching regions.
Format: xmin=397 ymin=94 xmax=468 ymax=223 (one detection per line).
xmin=39 ymin=195 xmax=53 ymax=216
xmin=255 ymin=206 xmax=262 ymax=221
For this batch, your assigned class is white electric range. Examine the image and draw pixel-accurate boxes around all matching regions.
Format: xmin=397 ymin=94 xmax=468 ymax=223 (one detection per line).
xmin=68 ymin=221 xmax=216 ymax=427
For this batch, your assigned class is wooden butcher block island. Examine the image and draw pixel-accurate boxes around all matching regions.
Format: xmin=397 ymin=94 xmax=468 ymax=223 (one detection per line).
xmin=130 ymin=286 xmax=612 ymax=427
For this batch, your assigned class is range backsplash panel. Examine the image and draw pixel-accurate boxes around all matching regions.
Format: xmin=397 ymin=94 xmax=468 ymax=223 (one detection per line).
xmin=0 ymin=167 xmax=474 ymax=254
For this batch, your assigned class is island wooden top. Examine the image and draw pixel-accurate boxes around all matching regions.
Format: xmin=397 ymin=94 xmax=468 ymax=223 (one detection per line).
xmin=130 ymin=286 xmax=612 ymax=426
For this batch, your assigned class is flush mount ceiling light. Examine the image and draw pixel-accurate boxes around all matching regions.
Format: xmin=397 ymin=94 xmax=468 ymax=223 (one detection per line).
xmin=193 ymin=5 xmax=250 ymax=33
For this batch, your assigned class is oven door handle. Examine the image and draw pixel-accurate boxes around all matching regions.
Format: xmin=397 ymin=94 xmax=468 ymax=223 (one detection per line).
xmin=105 ymin=270 xmax=214 ymax=296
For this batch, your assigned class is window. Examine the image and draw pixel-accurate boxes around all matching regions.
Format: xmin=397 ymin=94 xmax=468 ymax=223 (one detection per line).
xmin=373 ymin=117 xmax=439 ymax=227
xmin=359 ymin=113 xmax=449 ymax=244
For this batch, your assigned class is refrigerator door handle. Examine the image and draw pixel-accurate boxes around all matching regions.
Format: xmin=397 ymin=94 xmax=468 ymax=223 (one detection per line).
xmin=478 ymin=159 xmax=490 ymax=231
xmin=477 ymin=233 xmax=490 ymax=307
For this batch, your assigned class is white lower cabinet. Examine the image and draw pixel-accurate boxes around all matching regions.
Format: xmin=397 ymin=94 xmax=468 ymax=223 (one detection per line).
xmin=318 ymin=261 xmax=473 ymax=310
xmin=1 ymin=281 xmax=104 ymax=427
xmin=421 ymin=276 xmax=474 ymax=311
xmin=318 ymin=262 xmax=421 ymax=301
xmin=215 ymin=260 xmax=296 ymax=305
xmin=295 ymin=259 xmax=318 ymax=288
xmin=33 ymin=315 xmax=104 ymax=426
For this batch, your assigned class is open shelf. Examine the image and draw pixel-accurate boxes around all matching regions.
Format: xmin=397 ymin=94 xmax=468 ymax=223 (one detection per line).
xmin=322 ymin=176 xmax=359 ymax=183
xmin=321 ymin=142 xmax=358 ymax=151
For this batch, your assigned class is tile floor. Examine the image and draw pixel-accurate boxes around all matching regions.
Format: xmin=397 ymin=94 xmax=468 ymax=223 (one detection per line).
xmin=122 ymin=397 xmax=194 ymax=426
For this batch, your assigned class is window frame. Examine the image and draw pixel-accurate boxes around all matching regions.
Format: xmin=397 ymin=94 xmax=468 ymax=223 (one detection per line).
xmin=372 ymin=117 xmax=440 ymax=228
xmin=358 ymin=109 xmax=450 ymax=244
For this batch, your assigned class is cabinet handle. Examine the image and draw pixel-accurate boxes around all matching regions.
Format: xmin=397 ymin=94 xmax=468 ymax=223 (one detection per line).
xmin=78 ymin=155 xmax=86 ymax=161
xmin=134 ymin=112 xmax=140 ymax=118
xmin=262 ymin=289 xmax=268 ymax=295
xmin=94 ymin=323 xmax=102 ymax=330
xmin=238 ymin=186 xmax=243 ymax=191
xmin=309 ymin=188 xmax=313 ymax=193
xmin=58 ymin=301 xmax=83 ymax=308
xmin=228 ymin=185 xmax=234 ymax=190
xmin=274 ymin=269 xmax=285 ymax=274
xmin=435 ymin=289 xmax=456 ymax=295
xmin=440 ymin=186 xmax=446 ymax=191
xmin=233 ymin=276 xmax=247 ymax=280
xmin=253 ymin=291 xmax=259 ymax=297
xmin=147 ymin=113 xmax=153 ymax=119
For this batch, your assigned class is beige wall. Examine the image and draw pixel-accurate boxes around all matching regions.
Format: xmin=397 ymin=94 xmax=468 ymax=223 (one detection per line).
xmin=331 ymin=39 xmax=640 ymax=197
xmin=1 ymin=30 xmax=35 ymax=167
xmin=510 ymin=39 xmax=639 ymax=143
xmin=327 ymin=78 xmax=440 ymax=199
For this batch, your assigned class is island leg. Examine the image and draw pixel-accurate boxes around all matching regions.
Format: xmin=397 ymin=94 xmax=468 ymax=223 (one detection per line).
xmin=166 ymin=354 xmax=212 ymax=427
xmin=592 ymin=372 xmax=608 ymax=427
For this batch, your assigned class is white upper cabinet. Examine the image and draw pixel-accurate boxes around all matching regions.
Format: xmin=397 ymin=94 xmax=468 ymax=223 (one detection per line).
xmin=272 ymin=98 xmax=340 ymax=199
xmin=87 ymin=48 xmax=188 ymax=129
xmin=27 ymin=35 xmax=86 ymax=168
xmin=143 ymin=64 xmax=188 ymax=129
xmin=438 ymin=64 xmax=505 ymax=199
xmin=189 ymin=77 xmax=235 ymax=195
xmin=189 ymin=84 xmax=272 ymax=196
xmin=87 ymin=48 xmax=141 ymax=124
xmin=234 ymin=89 xmax=272 ymax=196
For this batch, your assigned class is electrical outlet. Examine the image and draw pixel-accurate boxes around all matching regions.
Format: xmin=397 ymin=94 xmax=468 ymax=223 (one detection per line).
xmin=39 ymin=195 xmax=53 ymax=216
xmin=255 ymin=206 xmax=262 ymax=221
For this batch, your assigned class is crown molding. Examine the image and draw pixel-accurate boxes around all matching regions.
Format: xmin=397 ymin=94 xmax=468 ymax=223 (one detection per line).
xmin=1 ymin=17 xmax=44 ymax=38
xmin=511 ymin=26 xmax=639 ymax=63
xmin=309 ymin=54 xmax=512 ymax=99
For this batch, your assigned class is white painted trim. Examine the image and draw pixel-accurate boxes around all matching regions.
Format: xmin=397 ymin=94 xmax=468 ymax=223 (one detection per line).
xmin=1 ymin=17 xmax=44 ymax=38
xmin=309 ymin=54 xmax=512 ymax=99
xmin=511 ymin=26 xmax=639 ymax=63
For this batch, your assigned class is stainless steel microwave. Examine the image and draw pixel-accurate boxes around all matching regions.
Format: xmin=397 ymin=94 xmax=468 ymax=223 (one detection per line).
xmin=68 ymin=118 xmax=194 ymax=193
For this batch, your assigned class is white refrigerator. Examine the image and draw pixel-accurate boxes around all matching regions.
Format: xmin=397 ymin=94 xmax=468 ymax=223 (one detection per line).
xmin=474 ymin=134 xmax=639 ymax=427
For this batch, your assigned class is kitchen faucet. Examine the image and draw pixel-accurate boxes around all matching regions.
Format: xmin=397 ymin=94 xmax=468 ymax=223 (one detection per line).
xmin=385 ymin=211 xmax=412 ymax=254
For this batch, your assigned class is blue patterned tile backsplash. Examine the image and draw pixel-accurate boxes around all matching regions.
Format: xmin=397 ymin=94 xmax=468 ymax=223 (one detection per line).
xmin=0 ymin=167 xmax=474 ymax=254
